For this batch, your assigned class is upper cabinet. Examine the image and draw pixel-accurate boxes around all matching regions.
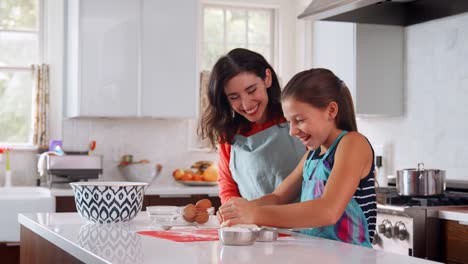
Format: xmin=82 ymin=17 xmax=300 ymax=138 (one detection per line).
xmin=140 ymin=0 xmax=198 ymax=118
xmin=312 ymin=21 xmax=404 ymax=116
xmin=66 ymin=0 xmax=198 ymax=118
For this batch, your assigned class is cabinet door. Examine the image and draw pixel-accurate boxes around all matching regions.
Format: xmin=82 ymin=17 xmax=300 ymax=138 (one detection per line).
xmin=146 ymin=195 xmax=221 ymax=212
xmin=312 ymin=21 xmax=403 ymax=117
xmin=355 ymin=24 xmax=403 ymax=116
xmin=312 ymin=21 xmax=356 ymax=99
xmin=443 ymin=220 xmax=468 ymax=264
xmin=78 ymin=0 xmax=139 ymax=117
xmin=141 ymin=0 xmax=198 ymax=118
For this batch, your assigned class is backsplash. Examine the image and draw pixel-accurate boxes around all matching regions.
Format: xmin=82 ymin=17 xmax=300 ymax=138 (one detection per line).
xmin=61 ymin=119 xmax=218 ymax=182
xmin=0 ymin=119 xmax=217 ymax=186
xmin=358 ymin=12 xmax=468 ymax=180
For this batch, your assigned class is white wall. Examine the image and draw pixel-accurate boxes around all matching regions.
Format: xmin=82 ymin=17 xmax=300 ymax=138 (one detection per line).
xmin=358 ymin=12 xmax=468 ymax=180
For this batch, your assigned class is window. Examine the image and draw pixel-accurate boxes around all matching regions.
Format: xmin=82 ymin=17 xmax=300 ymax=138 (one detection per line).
xmin=201 ymin=5 xmax=276 ymax=71
xmin=0 ymin=0 xmax=41 ymax=145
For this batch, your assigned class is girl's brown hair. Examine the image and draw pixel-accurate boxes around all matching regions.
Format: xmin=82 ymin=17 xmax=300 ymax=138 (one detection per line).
xmin=199 ymin=48 xmax=283 ymax=148
xmin=281 ymin=68 xmax=357 ymax=132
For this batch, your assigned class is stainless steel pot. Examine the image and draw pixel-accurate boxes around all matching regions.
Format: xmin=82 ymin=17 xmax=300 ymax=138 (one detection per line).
xmin=396 ymin=163 xmax=446 ymax=196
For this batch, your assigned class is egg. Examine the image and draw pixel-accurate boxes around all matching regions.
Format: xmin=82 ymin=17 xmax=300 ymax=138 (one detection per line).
xmin=183 ymin=204 xmax=197 ymax=222
xmin=195 ymin=211 xmax=209 ymax=224
xmin=183 ymin=214 xmax=196 ymax=223
xmin=195 ymin=199 xmax=212 ymax=210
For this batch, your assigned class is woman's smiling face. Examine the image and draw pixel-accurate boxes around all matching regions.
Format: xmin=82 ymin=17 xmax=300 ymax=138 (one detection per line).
xmin=224 ymin=70 xmax=272 ymax=123
xmin=282 ymin=97 xmax=336 ymax=150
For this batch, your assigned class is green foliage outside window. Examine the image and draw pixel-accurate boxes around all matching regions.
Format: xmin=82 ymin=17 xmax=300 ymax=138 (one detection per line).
xmin=0 ymin=0 xmax=38 ymax=144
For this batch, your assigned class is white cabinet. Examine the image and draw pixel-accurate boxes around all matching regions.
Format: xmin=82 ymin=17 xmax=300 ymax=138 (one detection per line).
xmin=66 ymin=0 xmax=198 ymax=118
xmin=141 ymin=0 xmax=198 ymax=118
xmin=312 ymin=21 xmax=404 ymax=116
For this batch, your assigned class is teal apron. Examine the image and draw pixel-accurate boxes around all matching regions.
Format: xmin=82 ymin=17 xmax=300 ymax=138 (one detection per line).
xmin=300 ymin=131 xmax=372 ymax=248
xmin=230 ymin=122 xmax=305 ymax=200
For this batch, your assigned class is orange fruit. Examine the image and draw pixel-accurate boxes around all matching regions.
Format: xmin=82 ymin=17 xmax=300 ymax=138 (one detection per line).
xmin=202 ymin=166 xmax=218 ymax=182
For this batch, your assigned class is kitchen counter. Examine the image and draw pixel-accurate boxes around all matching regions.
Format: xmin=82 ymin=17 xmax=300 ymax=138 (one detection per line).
xmin=18 ymin=212 xmax=438 ymax=264
xmin=50 ymin=176 xmax=219 ymax=197
xmin=438 ymin=207 xmax=468 ymax=223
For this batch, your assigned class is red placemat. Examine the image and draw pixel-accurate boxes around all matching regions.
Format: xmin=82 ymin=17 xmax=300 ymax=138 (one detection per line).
xmin=137 ymin=228 xmax=219 ymax=242
xmin=137 ymin=229 xmax=291 ymax=242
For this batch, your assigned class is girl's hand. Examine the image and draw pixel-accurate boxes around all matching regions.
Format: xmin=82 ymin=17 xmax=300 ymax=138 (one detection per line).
xmin=218 ymin=197 xmax=259 ymax=227
xmin=216 ymin=197 xmax=242 ymax=224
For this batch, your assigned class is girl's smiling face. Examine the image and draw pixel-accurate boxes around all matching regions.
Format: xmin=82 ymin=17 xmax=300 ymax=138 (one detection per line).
xmin=282 ymin=97 xmax=337 ymax=150
xmin=224 ymin=70 xmax=272 ymax=123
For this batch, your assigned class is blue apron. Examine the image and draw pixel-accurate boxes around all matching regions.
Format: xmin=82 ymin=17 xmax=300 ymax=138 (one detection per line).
xmin=229 ymin=122 xmax=305 ymax=200
xmin=300 ymin=130 xmax=372 ymax=248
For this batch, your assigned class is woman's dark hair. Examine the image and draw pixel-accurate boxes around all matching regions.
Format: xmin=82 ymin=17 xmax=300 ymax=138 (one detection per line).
xmin=281 ymin=68 xmax=357 ymax=132
xmin=199 ymin=48 xmax=283 ymax=148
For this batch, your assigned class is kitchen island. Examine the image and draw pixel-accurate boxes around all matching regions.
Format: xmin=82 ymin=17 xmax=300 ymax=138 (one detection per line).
xmin=19 ymin=212 xmax=438 ymax=264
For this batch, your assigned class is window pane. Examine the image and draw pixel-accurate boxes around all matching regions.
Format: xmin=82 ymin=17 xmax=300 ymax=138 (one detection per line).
xmin=247 ymin=44 xmax=271 ymax=64
xmin=0 ymin=0 xmax=39 ymax=30
xmin=0 ymin=31 xmax=39 ymax=66
xmin=0 ymin=70 xmax=33 ymax=143
xmin=204 ymin=7 xmax=224 ymax=43
xmin=248 ymin=10 xmax=271 ymax=44
xmin=226 ymin=9 xmax=246 ymax=44
xmin=226 ymin=43 xmax=247 ymax=52
xmin=202 ymin=43 xmax=224 ymax=71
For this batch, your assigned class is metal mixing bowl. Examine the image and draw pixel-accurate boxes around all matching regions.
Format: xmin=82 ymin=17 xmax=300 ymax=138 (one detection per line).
xmin=256 ymin=227 xmax=278 ymax=242
xmin=218 ymin=228 xmax=258 ymax=246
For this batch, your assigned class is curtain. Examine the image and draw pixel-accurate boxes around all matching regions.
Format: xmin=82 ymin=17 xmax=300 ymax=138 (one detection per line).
xmin=193 ymin=71 xmax=212 ymax=150
xmin=32 ymin=64 xmax=50 ymax=148
xmin=199 ymin=71 xmax=210 ymax=115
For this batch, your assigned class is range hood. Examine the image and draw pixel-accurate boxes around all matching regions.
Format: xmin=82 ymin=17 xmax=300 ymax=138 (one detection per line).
xmin=298 ymin=0 xmax=468 ymax=26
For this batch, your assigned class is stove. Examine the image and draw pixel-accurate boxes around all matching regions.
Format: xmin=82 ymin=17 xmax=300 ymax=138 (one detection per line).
xmin=377 ymin=187 xmax=468 ymax=207
xmin=374 ymin=187 xmax=468 ymax=261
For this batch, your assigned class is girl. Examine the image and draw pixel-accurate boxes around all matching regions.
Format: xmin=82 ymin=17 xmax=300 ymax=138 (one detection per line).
xmin=199 ymin=48 xmax=305 ymax=204
xmin=218 ymin=68 xmax=377 ymax=248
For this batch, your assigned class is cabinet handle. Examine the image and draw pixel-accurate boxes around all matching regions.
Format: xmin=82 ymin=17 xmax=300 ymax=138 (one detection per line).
xmin=6 ymin=242 xmax=20 ymax=246
xmin=459 ymin=221 xmax=468 ymax=226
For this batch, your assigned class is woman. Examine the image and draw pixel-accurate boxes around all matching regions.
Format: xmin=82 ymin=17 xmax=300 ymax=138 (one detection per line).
xmin=199 ymin=48 xmax=305 ymax=204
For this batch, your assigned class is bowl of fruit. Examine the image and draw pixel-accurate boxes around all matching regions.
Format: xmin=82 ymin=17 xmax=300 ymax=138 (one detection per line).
xmin=119 ymin=155 xmax=162 ymax=183
xmin=172 ymin=160 xmax=218 ymax=186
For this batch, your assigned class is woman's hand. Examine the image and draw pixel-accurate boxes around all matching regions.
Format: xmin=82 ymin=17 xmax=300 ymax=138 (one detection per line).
xmin=218 ymin=197 xmax=259 ymax=227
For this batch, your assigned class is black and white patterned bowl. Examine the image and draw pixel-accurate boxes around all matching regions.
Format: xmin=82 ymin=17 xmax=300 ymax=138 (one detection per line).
xmin=70 ymin=181 xmax=148 ymax=224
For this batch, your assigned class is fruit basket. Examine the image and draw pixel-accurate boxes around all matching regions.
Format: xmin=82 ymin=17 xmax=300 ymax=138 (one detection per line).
xmin=172 ymin=160 xmax=218 ymax=186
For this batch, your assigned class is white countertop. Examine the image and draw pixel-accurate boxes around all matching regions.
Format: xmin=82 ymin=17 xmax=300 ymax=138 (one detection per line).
xmin=50 ymin=176 xmax=219 ymax=197
xmin=438 ymin=206 xmax=468 ymax=223
xmin=19 ymin=212 xmax=437 ymax=264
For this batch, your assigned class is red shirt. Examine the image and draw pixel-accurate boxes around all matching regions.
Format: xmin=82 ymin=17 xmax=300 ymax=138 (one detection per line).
xmin=218 ymin=117 xmax=286 ymax=204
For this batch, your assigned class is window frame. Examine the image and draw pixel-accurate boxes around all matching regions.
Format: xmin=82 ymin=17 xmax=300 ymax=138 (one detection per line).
xmin=200 ymin=3 xmax=278 ymax=71
xmin=0 ymin=0 xmax=44 ymax=148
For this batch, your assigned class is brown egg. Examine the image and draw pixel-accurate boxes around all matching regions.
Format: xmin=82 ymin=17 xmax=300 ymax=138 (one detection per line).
xmin=183 ymin=214 xmax=196 ymax=223
xmin=195 ymin=211 xmax=209 ymax=224
xmin=183 ymin=204 xmax=197 ymax=221
xmin=195 ymin=199 xmax=212 ymax=210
